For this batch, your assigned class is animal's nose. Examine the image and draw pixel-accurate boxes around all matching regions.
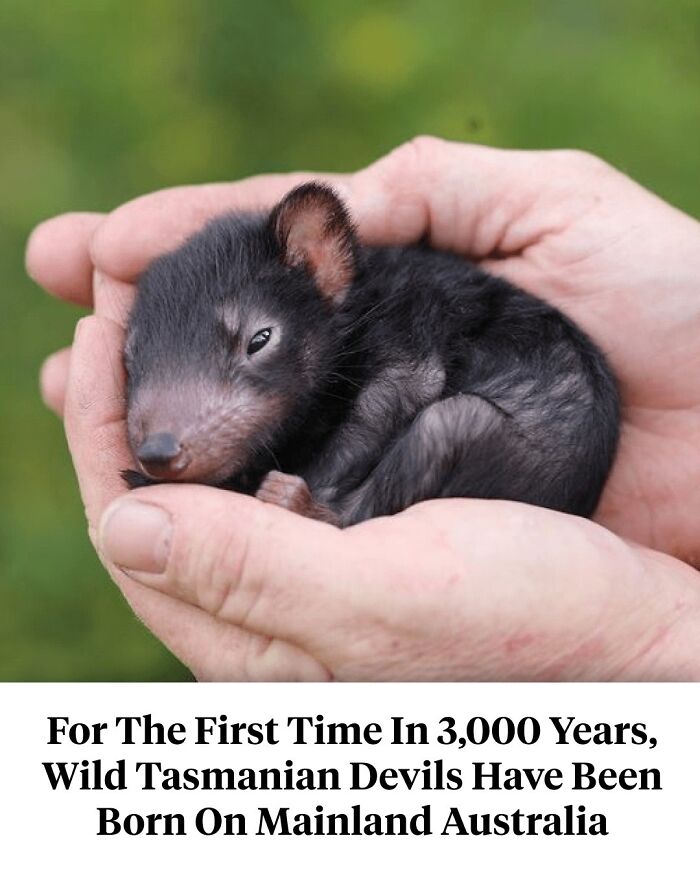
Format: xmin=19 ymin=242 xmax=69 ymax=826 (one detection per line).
xmin=136 ymin=432 xmax=189 ymax=479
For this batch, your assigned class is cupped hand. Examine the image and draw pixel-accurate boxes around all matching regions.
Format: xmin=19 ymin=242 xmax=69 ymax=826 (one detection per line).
xmin=26 ymin=138 xmax=700 ymax=679
xmin=38 ymin=311 xmax=700 ymax=681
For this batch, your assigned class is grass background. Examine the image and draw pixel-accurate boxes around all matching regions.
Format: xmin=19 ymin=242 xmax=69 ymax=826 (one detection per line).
xmin=2 ymin=0 xmax=699 ymax=680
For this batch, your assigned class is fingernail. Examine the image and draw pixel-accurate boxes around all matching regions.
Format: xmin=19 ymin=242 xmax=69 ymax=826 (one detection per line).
xmin=99 ymin=500 xmax=172 ymax=575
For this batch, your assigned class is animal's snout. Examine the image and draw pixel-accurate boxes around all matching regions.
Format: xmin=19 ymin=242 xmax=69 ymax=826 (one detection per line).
xmin=136 ymin=432 xmax=190 ymax=479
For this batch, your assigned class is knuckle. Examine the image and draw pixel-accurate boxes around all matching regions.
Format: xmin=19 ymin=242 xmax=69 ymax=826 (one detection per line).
xmin=361 ymin=136 xmax=447 ymax=243
xmin=88 ymin=214 xmax=114 ymax=270
xmin=554 ymin=148 xmax=610 ymax=175
xmin=392 ymin=134 xmax=446 ymax=171
xmin=186 ymin=526 xmax=238 ymax=617
xmin=183 ymin=503 xmax=270 ymax=626
xmin=64 ymin=329 xmax=98 ymax=420
xmin=72 ymin=314 xmax=94 ymax=344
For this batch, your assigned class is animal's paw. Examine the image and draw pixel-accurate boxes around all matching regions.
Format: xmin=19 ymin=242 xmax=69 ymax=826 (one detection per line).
xmin=256 ymin=470 xmax=339 ymax=524
xmin=121 ymin=468 xmax=155 ymax=489
xmin=256 ymin=470 xmax=316 ymax=513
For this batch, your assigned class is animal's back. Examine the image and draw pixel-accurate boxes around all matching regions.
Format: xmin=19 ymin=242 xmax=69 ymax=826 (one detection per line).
xmin=317 ymin=245 xmax=620 ymax=520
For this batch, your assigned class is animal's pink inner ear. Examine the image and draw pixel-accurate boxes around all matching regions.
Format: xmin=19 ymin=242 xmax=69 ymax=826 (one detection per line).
xmin=272 ymin=184 xmax=356 ymax=303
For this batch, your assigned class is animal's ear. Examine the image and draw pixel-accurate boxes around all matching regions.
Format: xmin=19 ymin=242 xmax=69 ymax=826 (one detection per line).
xmin=269 ymin=183 xmax=357 ymax=304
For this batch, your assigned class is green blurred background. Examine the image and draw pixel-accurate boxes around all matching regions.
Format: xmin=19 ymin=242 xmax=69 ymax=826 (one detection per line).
xmin=2 ymin=0 xmax=699 ymax=680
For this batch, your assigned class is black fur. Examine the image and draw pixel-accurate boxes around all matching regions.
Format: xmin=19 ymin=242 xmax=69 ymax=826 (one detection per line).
xmin=124 ymin=183 xmax=620 ymax=525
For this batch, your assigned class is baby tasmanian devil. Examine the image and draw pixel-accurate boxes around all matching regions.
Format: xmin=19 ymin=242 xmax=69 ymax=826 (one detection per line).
xmin=123 ymin=182 xmax=620 ymax=526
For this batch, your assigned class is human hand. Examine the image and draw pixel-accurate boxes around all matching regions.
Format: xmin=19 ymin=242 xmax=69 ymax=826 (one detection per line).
xmin=26 ymin=138 xmax=700 ymax=679
xmin=35 ymin=313 xmax=700 ymax=680
xmin=345 ymin=140 xmax=700 ymax=565
xmin=31 ymin=138 xmax=700 ymax=564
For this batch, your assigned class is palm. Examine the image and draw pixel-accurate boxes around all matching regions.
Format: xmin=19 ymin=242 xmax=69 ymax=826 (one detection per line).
xmin=528 ymin=243 xmax=700 ymax=564
xmin=463 ymin=158 xmax=700 ymax=564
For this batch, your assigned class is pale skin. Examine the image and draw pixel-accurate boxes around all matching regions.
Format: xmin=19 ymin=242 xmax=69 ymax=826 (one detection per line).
xmin=26 ymin=137 xmax=700 ymax=680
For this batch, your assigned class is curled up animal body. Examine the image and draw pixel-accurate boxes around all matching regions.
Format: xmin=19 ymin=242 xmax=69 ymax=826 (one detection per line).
xmin=123 ymin=183 xmax=620 ymax=526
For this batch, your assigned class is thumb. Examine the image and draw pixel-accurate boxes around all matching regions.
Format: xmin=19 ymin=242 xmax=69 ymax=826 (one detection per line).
xmin=97 ymin=484 xmax=359 ymax=648
xmin=349 ymin=136 xmax=596 ymax=260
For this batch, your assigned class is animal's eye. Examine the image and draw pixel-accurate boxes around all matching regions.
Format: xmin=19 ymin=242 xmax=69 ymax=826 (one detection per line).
xmin=247 ymin=327 xmax=273 ymax=355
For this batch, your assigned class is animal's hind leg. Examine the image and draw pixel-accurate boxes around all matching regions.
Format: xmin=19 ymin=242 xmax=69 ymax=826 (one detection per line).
xmin=337 ymin=394 xmax=529 ymax=526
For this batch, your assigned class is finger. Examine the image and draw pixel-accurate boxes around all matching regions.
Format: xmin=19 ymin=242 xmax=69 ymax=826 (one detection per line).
xmin=26 ymin=212 xmax=103 ymax=306
xmin=90 ymin=173 xmax=351 ymax=283
xmin=93 ymin=269 xmax=136 ymax=327
xmin=96 ymin=483 xmax=358 ymax=650
xmin=116 ymin=570 xmax=328 ymax=681
xmin=88 ymin=142 xmax=536 ymax=285
xmin=63 ymin=313 xmax=210 ymax=657
xmin=64 ymin=314 xmax=325 ymax=680
xmin=64 ymin=314 xmax=130 ymax=525
xmin=349 ymin=137 xmax=593 ymax=259
xmin=89 ymin=139 xmax=563 ymax=288
xmin=40 ymin=347 xmax=71 ymax=416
